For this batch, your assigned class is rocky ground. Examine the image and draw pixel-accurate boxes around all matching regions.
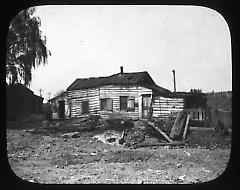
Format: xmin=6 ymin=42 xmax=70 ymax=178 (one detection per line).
xmin=7 ymin=119 xmax=231 ymax=184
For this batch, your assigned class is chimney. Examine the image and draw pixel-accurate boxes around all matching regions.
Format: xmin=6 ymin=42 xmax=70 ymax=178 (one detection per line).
xmin=120 ymin=66 xmax=123 ymax=74
xmin=172 ymin=69 xmax=176 ymax=92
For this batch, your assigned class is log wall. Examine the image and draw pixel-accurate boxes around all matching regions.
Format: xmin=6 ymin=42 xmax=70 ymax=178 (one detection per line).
xmin=67 ymin=88 xmax=100 ymax=118
xmin=67 ymin=85 xmax=152 ymax=119
xmin=99 ymin=85 xmax=152 ymax=119
xmin=152 ymin=96 xmax=184 ymax=119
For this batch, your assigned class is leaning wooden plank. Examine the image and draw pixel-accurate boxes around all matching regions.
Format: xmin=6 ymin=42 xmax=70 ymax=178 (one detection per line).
xmin=169 ymin=111 xmax=182 ymax=139
xmin=147 ymin=121 xmax=173 ymax=143
xmin=175 ymin=112 xmax=187 ymax=136
xmin=189 ymin=127 xmax=215 ymax=131
xmin=119 ymin=131 xmax=125 ymax=144
xmin=182 ymin=114 xmax=190 ymax=140
xmin=136 ymin=141 xmax=186 ymax=147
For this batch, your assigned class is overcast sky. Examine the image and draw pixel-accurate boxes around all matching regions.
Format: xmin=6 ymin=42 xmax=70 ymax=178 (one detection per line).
xmin=29 ymin=5 xmax=231 ymax=102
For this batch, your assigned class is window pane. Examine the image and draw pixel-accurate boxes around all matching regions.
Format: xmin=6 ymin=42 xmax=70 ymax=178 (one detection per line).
xmin=120 ymin=96 xmax=127 ymax=111
xmin=127 ymin=97 xmax=135 ymax=111
xmin=143 ymin=96 xmax=151 ymax=107
xmin=107 ymin=99 xmax=113 ymax=111
xmin=82 ymin=101 xmax=89 ymax=114
xmin=100 ymin=99 xmax=107 ymax=110
xmin=101 ymin=99 xmax=113 ymax=111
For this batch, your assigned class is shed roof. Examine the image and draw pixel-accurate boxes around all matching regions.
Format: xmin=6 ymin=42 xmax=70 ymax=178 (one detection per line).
xmin=48 ymin=91 xmax=67 ymax=102
xmin=67 ymin=71 xmax=171 ymax=94
xmin=7 ymin=83 xmax=43 ymax=100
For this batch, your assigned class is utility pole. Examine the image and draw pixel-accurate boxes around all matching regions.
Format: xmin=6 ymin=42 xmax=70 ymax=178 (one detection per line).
xmin=39 ymin=89 xmax=43 ymax=97
xmin=172 ymin=69 xmax=176 ymax=92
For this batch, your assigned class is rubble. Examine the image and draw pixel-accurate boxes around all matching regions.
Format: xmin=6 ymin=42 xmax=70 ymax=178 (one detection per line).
xmin=77 ymin=110 xmax=193 ymax=149
xmin=93 ymin=130 xmax=122 ymax=145
xmin=7 ymin=121 xmax=231 ymax=184
xmin=6 ymin=107 xmax=232 ymax=184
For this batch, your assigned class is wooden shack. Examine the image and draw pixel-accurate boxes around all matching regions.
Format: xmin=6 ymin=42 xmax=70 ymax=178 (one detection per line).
xmin=7 ymin=83 xmax=43 ymax=120
xmin=48 ymin=91 xmax=70 ymax=119
xmin=66 ymin=67 xmax=185 ymax=120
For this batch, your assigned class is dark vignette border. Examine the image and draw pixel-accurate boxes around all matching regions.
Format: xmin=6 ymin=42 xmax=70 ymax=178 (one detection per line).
xmin=1 ymin=0 xmax=238 ymax=190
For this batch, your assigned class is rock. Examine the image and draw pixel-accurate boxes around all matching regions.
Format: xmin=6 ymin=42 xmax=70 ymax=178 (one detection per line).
xmin=72 ymin=134 xmax=80 ymax=138
xmin=28 ymin=179 xmax=35 ymax=183
xmin=178 ymin=175 xmax=186 ymax=181
xmin=177 ymin=163 xmax=182 ymax=168
xmin=183 ymin=150 xmax=191 ymax=156
xmin=164 ymin=146 xmax=170 ymax=150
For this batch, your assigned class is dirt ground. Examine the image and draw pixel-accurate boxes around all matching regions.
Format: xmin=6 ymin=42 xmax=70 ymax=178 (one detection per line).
xmin=7 ymin=120 xmax=231 ymax=184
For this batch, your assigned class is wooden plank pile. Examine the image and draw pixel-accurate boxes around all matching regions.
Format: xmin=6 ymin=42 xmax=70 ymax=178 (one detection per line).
xmin=138 ymin=110 xmax=190 ymax=147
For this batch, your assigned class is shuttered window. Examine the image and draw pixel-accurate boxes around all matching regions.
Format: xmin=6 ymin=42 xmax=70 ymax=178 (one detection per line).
xmin=100 ymin=98 xmax=113 ymax=111
xmin=120 ymin=96 xmax=135 ymax=111
xmin=82 ymin=101 xmax=89 ymax=114
xmin=127 ymin=97 xmax=135 ymax=111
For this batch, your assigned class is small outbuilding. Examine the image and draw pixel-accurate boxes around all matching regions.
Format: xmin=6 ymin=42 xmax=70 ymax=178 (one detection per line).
xmin=6 ymin=83 xmax=43 ymax=120
xmin=48 ymin=91 xmax=70 ymax=120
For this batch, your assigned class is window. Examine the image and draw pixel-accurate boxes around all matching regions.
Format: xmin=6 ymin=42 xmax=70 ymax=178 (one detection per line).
xmin=120 ymin=96 xmax=135 ymax=111
xmin=120 ymin=96 xmax=127 ymax=111
xmin=82 ymin=101 xmax=89 ymax=114
xmin=100 ymin=98 xmax=113 ymax=111
xmin=127 ymin=97 xmax=135 ymax=111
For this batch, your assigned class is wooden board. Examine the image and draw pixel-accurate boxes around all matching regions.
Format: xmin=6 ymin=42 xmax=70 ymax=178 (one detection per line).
xmin=147 ymin=121 xmax=173 ymax=143
xmin=175 ymin=112 xmax=186 ymax=136
xmin=182 ymin=114 xmax=190 ymax=140
xmin=169 ymin=111 xmax=182 ymax=139
xmin=136 ymin=141 xmax=186 ymax=147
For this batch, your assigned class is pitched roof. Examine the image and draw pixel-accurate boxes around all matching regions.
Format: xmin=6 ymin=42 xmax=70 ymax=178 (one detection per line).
xmin=7 ymin=83 xmax=43 ymax=100
xmin=67 ymin=71 xmax=171 ymax=94
xmin=48 ymin=91 xmax=67 ymax=102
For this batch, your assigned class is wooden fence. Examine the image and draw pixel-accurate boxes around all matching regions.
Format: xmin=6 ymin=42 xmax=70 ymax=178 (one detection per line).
xmin=185 ymin=108 xmax=207 ymax=121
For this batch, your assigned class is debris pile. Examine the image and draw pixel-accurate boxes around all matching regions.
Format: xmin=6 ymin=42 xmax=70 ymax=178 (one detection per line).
xmin=41 ymin=114 xmax=101 ymax=132
xmin=89 ymin=110 xmax=191 ymax=149
xmin=26 ymin=108 xmax=230 ymax=150
xmin=123 ymin=128 xmax=146 ymax=148
xmin=103 ymin=118 xmax=134 ymax=131
xmin=93 ymin=130 xmax=122 ymax=145
xmin=100 ymin=110 xmax=192 ymax=148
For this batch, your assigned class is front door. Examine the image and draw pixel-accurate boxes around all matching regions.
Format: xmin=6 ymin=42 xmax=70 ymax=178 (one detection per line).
xmin=142 ymin=95 xmax=151 ymax=119
xmin=58 ymin=100 xmax=65 ymax=119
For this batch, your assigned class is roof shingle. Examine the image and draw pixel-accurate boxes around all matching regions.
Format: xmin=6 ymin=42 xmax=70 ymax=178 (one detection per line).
xmin=67 ymin=71 xmax=170 ymax=94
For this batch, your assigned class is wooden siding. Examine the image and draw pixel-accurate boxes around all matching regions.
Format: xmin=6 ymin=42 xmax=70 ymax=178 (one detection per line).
xmin=152 ymin=96 xmax=184 ymax=119
xmin=185 ymin=108 xmax=207 ymax=121
xmin=49 ymin=95 xmax=70 ymax=119
xmin=99 ymin=85 xmax=152 ymax=120
xmin=67 ymin=85 xmax=152 ymax=119
xmin=67 ymin=88 xmax=100 ymax=118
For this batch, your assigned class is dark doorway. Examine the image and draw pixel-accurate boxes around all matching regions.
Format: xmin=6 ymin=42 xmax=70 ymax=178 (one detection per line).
xmin=58 ymin=100 xmax=65 ymax=119
xmin=142 ymin=95 xmax=151 ymax=119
